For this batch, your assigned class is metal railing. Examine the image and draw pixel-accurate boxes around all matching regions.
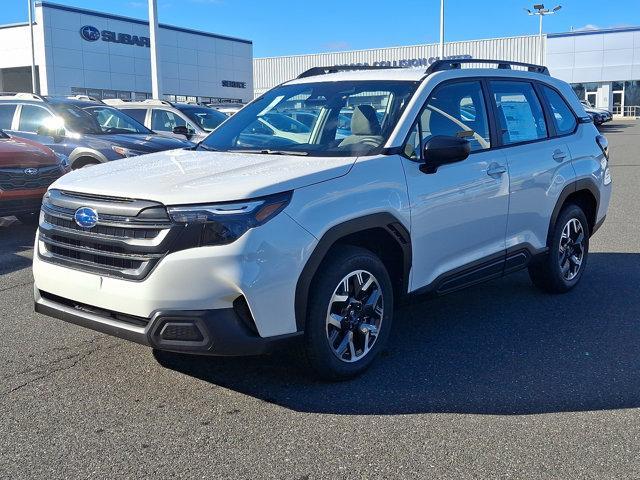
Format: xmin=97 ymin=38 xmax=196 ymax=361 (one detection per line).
xmin=612 ymin=106 xmax=639 ymax=117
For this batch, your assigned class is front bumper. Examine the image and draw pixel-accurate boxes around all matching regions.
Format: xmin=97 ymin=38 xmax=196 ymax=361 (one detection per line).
xmin=33 ymin=208 xmax=317 ymax=338
xmin=34 ymin=288 xmax=301 ymax=355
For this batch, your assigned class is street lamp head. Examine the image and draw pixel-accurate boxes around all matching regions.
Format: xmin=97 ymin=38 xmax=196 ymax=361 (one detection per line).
xmin=553 ymin=5 xmax=562 ymax=11
xmin=533 ymin=3 xmax=544 ymax=9
xmin=525 ymin=7 xmax=532 ymax=14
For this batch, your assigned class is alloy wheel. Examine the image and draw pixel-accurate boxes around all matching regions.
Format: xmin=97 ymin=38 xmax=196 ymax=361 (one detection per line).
xmin=559 ymin=218 xmax=585 ymax=281
xmin=325 ymin=270 xmax=384 ymax=363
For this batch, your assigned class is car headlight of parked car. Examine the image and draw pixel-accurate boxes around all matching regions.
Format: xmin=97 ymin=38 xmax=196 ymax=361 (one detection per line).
xmin=112 ymin=146 xmax=146 ymax=158
xmin=167 ymin=191 xmax=292 ymax=246
xmin=54 ymin=151 xmax=70 ymax=169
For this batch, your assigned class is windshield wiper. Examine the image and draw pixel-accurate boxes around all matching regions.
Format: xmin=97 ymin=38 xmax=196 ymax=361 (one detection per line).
xmin=197 ymin=144 xmax=218 ymax=151
xmin=232 ymin=149 xmax=309 ymax=156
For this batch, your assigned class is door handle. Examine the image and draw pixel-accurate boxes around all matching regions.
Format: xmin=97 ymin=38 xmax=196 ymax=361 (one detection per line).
xmin=552 ymin=150 xmax=567 ymax=162
xmin=487 ymin=163 xmax=507 ymax=177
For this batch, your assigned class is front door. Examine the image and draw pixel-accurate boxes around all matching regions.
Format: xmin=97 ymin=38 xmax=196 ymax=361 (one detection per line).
xmin=402 ymin=80 xmax=510 ymax=291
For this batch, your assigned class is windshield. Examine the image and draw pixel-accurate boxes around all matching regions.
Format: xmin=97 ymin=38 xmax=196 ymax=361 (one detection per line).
xmin=200 ymin=80 xmax=418 ymax=156
xmin=179 ymin=106 xmax=227 ymax=132
xmin=83 ymin=106 xmax=154 ymax=134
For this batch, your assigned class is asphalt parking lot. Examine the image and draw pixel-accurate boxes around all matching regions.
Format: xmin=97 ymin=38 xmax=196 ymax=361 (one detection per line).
xmin=1 ymin=120 xmax=639 ymax=479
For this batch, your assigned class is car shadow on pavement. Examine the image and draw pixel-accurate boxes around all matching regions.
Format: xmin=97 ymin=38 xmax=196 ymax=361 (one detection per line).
xmin=0 ymin=217 xmax=38 ymax=275
xmin=599 ymin=123 xmax=636 ymax=133
xmin=157 ymin=252 xmax=640 ymax=416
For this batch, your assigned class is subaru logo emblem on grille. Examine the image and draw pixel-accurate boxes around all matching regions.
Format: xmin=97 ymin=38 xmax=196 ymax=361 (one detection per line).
xmin=80 ymin=25 xmax=101 ymax=42
xmin=74 ymin=207 xmax=99 ymax=229
xmin=24 ymin=168 xmax=38 ymax=176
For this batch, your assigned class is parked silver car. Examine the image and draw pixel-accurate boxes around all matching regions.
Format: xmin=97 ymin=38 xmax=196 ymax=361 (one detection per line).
xmin=104 ymin=99 xmax=228 ymax=142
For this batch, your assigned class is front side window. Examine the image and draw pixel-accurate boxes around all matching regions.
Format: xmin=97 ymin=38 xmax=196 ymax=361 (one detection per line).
xmin=84 ymin=106 xmax=153 ymax=134
xmin=0 ymin=104 xmax=16 ymax=130
xmin=541 ymin=85 xmax=577 ymax=136
xmin=199 ymin=80 xmax=418 ymax=157
xmin=417 ymin=81 xmax=491 ymax=152
xmin=490 ymin=81 xmax=547 ymax=145
xmin=151 ymin=109 xmax=193 ymax=133
xmin=18 ymin=105 xmax=53 ymax=133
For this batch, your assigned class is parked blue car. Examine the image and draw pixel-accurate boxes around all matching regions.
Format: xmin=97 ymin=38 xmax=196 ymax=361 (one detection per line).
xmin=0 ymin=94 xmax=193 ymax=169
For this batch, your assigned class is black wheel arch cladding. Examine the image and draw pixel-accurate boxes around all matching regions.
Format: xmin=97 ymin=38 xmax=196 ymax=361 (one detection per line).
xmin=294 ymin=213 xmax=411 ymax=331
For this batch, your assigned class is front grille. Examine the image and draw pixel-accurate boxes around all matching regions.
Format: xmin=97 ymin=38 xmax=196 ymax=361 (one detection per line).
xmin=38 ymin=189 xmax=182 ymax=280
xmin=0 ymin=165 xmax=64 ymax=191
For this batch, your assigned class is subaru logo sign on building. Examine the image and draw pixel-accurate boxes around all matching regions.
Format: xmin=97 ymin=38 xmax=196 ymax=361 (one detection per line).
xmin=74 ymin=207 xmax=99 ymax=229
xmin=80 ymin=25 xmax=101 ymax=42
xmin=79 ymin=25 xmax=150 ymax=47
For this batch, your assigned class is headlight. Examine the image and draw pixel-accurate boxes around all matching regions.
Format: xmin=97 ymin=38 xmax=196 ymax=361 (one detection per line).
xmin=54 ymin=151 xmax=69 ymax=167
xmin=112 ymin=146 xmax=145 ymax=158
xmin=167 ymin=191 xmax=292 ymax=246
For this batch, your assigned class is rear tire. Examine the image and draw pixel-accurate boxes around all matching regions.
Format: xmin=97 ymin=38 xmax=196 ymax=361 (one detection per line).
xmin=529 ymin=203 xmax=589 ymax=293
xmin=303 ymin=246 xmax=393 ymax=380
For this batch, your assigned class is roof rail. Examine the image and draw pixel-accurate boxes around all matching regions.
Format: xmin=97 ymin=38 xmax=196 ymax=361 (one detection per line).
xmin=142 ymin=98 xmax=174 ymax=106
xmin=425 ymin=59 xmax=550 ymax=75
xmin=65 ymin=94 xmax=104 ymax=103
xmin=0 ymin=92 xmax=47 ymax=101
xmin=102 ymin=98 xmax=130 ymax=105
xmin=297 ymin=65 xmax=402 ymax=79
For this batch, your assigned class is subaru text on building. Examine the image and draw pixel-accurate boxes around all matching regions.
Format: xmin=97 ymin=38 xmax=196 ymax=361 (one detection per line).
xmin=0 ymin=94 xmax=193 ymax=169
xmin=33 ymin=60 xmax=611 ymax=379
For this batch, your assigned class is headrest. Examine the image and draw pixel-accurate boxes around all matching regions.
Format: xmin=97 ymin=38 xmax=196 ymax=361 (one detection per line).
xmin=351 ymin=105 xmax=381 ymax=136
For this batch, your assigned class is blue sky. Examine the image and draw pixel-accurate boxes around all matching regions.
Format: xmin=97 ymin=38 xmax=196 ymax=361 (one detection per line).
xmin=4 ymin=0 xmax=640 ymax=57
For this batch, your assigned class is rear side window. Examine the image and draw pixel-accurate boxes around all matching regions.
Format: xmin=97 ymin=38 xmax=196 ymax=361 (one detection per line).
xmin=541 ymin=85 xmax=577 ymax=136
xmin=0 ymin=104 xmax=16 ymax=129
xmin=123 ymin=108 xmax=148 ymax=125
xmin=18 ymin=105 xmax=53 ymax=133
xmin=490 ymin=81 xmax=547 ymax=145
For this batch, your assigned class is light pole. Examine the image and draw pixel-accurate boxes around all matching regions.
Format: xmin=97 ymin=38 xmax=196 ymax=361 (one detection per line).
xmin=148 ymin=0 xmax=162 ymax=99
xmin=27 ymin=0 xmax=38 ymax=94
xmin=439 ymin=0 xmax=445 ymax=59
xmin=525 ymin=4 xmax=562 ymax=65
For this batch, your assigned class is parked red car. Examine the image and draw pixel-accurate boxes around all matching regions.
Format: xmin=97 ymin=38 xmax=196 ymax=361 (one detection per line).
xmin=0 ymin=130 xmax=69 ymax=223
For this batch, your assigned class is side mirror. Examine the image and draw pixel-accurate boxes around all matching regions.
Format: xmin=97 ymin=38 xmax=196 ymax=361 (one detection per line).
xmin=420 ymin=135 xmax=471 ymax=174
xmin=172 ymin=125 xmax=191 ymax=137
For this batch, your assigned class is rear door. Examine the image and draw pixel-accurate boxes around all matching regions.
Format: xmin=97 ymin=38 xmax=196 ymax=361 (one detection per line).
xmin=488 ymin=80 xmax=576 ymax=253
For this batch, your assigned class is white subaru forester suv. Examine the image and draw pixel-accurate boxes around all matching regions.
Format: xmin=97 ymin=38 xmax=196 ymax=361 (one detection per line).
xmin=33 ymin=59 xmax=611 ymax=379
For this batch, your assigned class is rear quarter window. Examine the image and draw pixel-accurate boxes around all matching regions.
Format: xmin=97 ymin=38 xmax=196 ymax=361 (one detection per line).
xmin=540 ymin=85 xmax=577 ymax=136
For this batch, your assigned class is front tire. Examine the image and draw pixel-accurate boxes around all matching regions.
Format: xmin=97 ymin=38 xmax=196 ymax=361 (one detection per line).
xmin=529 ymin=203 xmax=589 ymax=293
xmin=304 ymin=246 xmax=393 ymax=380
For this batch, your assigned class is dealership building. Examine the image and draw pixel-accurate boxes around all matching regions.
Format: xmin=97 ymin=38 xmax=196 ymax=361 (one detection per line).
xmin=255 ymin=27 xmax=640 ymax=116
xmin=0 ymin=1 xmax=253 ymax=104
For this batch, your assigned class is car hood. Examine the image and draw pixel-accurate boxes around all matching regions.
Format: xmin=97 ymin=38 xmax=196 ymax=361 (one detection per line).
xmin=0 ymin=136 xmax=57 ymax=167
xmin=92 ymin=133 xmax=194 ymax=152
xmin=51 ymin=149 xmax=357 ymax=205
